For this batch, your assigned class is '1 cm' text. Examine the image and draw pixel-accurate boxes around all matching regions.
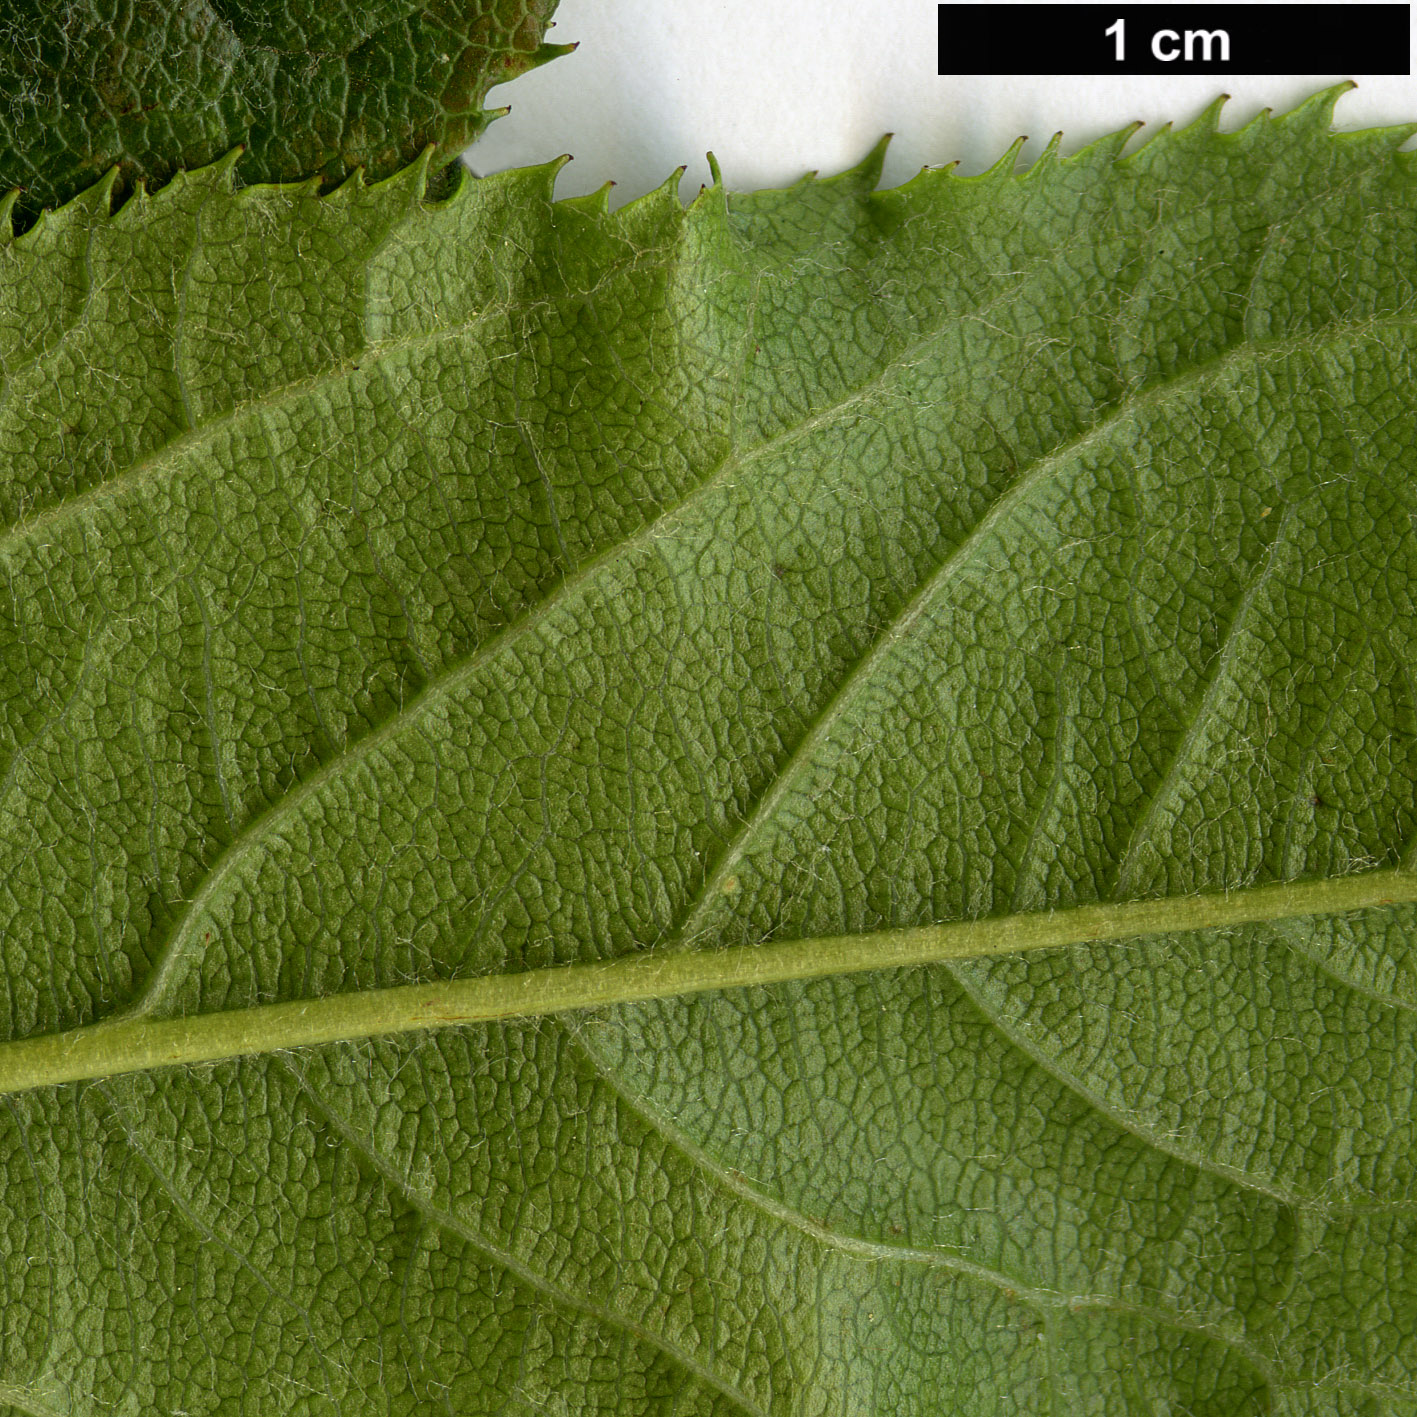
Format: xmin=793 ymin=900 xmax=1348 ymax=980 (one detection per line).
xmin=1105 ymin=17 xmax=1231 ymax=62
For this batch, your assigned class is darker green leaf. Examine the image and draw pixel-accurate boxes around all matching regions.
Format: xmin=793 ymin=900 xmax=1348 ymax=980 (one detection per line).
xmin=0 ymin=0 xmax=567 ymax=228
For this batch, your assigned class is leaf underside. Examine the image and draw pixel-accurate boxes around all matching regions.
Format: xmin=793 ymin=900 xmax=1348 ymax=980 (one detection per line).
xmin=0 ymin=0 xmax=566 ymax=230
xmin=2 ymin=86 xmax=1417 ymax=1412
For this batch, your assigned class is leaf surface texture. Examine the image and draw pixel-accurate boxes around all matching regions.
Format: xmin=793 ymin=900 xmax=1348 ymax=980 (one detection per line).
xmin=2 ymin=89 xmax=1417 ymax=1412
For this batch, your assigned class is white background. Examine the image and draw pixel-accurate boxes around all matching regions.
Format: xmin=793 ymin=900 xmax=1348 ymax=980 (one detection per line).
xmin=465 ymin=0 xmax=1417 ymax=204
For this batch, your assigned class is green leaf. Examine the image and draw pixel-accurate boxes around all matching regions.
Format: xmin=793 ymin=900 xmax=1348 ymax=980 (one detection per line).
xmin=0 ymin=0 xmax=567 ymax=229
xmin=3 ymin=85 xmax=1417 ymax=1412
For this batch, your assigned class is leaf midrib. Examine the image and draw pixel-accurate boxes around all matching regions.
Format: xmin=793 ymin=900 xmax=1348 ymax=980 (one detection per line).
xmin=3 ymin=867 xmax=1415 ymax=1098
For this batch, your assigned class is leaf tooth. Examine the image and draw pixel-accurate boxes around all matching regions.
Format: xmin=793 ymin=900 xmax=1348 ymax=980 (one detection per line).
xmin=11 ymin=143 xmax=241 ymax=239
xmin=231 ymin=166 xmax=325 ymax=207
xmin=614 ymin=164 xmax=687 ymax=224
xmin=182 ymin=148 xmax=243 ymax=194
xmin=15 ymin=163 xmax=121 ymax=242
xmin=657 ymin=164 xmax=688 ymax=199
xmin=688 ymin=154 xmax=729 ymax=219
xmin=560 ymin=180 xmax=616 ymax=216
xmin=77 ymin=165 xmax=138 ymax=228
xmin=1068 ymin=119 xmax=1145 ymax=171
xmin=374 ymin=144 xmax=434 ymax=203
xmin=1301 ymin=76 xmax=1417 ymax=159
xmin=820 ymin=133 xmax=892 ymax=194
xmin=1278 ymin=79 xmax=1358 ymax=133
xmin=869 ymin=158 xmax=959 ymax=213
xmin=1022 ymin=131 xmax=1065 ymax=178
xmin=452 ymin=106 xmax=504 ymax=153
xmin=1229 ymin=101 xmax=1277 ymax=141
xmin=110 ymin=148 xmax=243 ymax=221
xmin=1138 ymin=94 xmax=1229 ymax=155
xmin=1189 ymin=91 xmax=1233 ymax=135
xmin=528 ymin=39 xmax=579 ymax=70
xmin=490 ymin=152 xmax=570 ymax=212
xmin=1121 ymin=119 xmax=1172 ymax=166
xmin=325 ymin=165 xmax=370 ymax=201
xmin=979 ymin=133 xmax=1028 ymax=181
